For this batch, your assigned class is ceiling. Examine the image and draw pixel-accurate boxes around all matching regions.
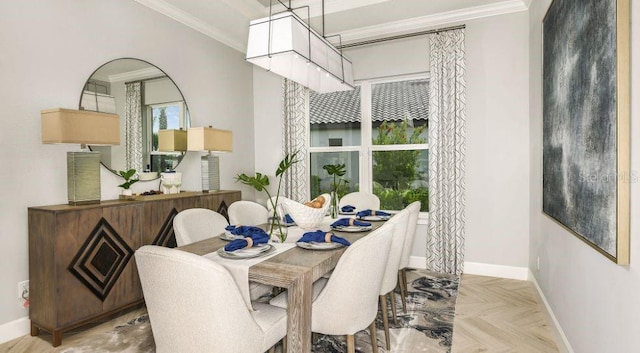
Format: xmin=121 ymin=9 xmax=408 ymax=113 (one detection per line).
xmin=134 ymin=0 xmax=531 ymax=53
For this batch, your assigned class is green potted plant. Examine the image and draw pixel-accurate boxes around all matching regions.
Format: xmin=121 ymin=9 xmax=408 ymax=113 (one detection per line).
xmin=236 ymin=151 xmax=299 ymax=242
xmin=322 ymin=163 xmax=347 ymax=218
xmin=117 ymin=169 xmax=139 ymax=199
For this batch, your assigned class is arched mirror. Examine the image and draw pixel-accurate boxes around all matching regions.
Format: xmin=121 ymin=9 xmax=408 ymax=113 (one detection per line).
xmin=79 ymin=58 xmax=190 ymax=179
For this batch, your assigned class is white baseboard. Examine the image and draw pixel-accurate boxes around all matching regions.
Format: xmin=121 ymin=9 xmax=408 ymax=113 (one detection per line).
xmin=463 ymin=261 xmax=529 ymax=280
xmin=529 ymin=271 xmax=574 ymax=353
xmin=0 ymin=316 xmax=29 ymax=345
xmin=408 ymin=256 xmax=426 ymax=269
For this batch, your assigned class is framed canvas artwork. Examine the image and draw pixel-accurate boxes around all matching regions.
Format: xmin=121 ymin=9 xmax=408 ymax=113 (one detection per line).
xmin=542 ymin=0 xmax=630 ymax=264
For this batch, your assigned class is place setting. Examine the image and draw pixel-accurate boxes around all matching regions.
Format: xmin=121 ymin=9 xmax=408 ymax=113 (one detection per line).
xmin=330 ymin=217 xmax=372 ymax=233
xmin=218 ymin=225 xmax=275 ymax=259
xmin=339 ymin=204 xmax=357 ymax=215
xmin=356 ymin=209 xmax=392 ymax=221
xmin=295 ymin=230 xmax=351 ymax=250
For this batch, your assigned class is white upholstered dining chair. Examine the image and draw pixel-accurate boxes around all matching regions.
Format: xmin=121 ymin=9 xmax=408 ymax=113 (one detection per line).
xmin=173 ymin=208 xmax=272 ymax=300
xmin=173 ymin=208 xmax=228 ymax=247
xmin=377 ymin=206 xmax=410 ymax=350
xmin=270 ymin=221 xmax=395 ymax=353
xmin=338 ymin=191 xmax=381 ymax=212
xmin=228 ymin=200 xmax=269 ymax=226
xmin=135 ymin=245 xmax=287 ymax=353
xmin=398 ymin=201 xmax=421 ymax=312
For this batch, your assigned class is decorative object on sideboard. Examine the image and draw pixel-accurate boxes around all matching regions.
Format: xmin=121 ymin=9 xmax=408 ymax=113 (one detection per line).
xmin=187 ymin=126 xmax=232 ymax=193
xmin=245 ymin=0 xmax=354 ymax=93
xmin=117 ymin=169 xmax=139 ymax=200
xmin=41 ymin=108 xmax=119 ymax=205
xmin=160 ymin=172 xmax=182 ymax=194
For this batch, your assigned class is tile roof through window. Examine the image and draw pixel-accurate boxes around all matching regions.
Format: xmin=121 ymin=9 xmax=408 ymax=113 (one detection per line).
xmin=309 ymin=78 xmax=429 ymax=125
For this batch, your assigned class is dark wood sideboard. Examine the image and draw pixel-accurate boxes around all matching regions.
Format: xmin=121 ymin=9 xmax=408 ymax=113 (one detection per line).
xmin=28 ymin=190 xmax=241 ymax=347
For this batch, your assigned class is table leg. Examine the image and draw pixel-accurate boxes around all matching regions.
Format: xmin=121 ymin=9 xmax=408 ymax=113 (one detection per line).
xmin=286 ymin=270 xmax=312 ymax=353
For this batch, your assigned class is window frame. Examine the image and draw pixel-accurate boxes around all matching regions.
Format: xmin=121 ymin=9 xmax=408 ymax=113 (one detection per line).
xmin=308 ymin=72 xmax=429 ymax=214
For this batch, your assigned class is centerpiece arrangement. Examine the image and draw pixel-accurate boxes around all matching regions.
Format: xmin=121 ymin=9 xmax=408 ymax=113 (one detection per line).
xmin=236 ymin=151 xmax=299 ymax=242
xmin=322 ymin=163 xmax=347 ymax=218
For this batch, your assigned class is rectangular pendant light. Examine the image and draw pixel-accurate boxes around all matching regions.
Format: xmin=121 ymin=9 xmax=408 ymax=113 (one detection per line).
xmin=246 ymin=11 xmax=354 ymax=94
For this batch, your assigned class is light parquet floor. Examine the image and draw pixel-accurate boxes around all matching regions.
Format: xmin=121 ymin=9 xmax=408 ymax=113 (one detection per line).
xmin=0 ymin=273 xmax=560 ymax=353
xmin=451 ymin=274 xmax=559 ymax=353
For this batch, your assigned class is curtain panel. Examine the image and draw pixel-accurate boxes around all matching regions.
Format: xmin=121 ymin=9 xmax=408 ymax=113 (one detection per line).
xmin=125 ymin=82 xmax=143 ymax=173
xmin=426 ymin=28 xmax=467 ymax=275
xmin=282 ymin=78 xmax=309 ymax=202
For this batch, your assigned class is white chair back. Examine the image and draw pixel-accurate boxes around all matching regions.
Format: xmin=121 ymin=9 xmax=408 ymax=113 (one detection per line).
xmin=228 ymin=201 xmax=269 ymax=226
xmin=135 ymin=245 xmax=283 ymax=353
xmin=311 ymin=221 xmax=395 ymax=335
xmin=399 ymin=201 xmax=421 ymax=269
xmin=380 ymin=207 xmax=410 ymax=295
xmin=338 ymin=191 xmax=381 ymax=211
xmin=173 ymin=208 xmax=228 ymax=246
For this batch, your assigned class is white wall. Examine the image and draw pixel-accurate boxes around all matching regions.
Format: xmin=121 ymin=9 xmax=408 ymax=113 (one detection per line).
xmin=529 ymin=1 xmax=640 ymax=352
xmin=464 ymin=12 xmax=530 ymax=268
xmin=0 ymin=0 xmax=255 ymax=334
xmin=253 ymin=10 xmax=530 ymax=266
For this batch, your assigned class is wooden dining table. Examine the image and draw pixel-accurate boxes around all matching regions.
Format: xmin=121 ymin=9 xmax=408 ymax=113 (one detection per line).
xmin=176 ymin=219 xmax=385 ymax=353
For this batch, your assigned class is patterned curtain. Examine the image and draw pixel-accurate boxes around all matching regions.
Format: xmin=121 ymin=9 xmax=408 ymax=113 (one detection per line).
xmin=282 ymin=78 xmax=309 ymax=202
xmin=426 ymin=28 xmax=466 ymax=275
xmin=125 ymin=82 xmax=143 ymax=173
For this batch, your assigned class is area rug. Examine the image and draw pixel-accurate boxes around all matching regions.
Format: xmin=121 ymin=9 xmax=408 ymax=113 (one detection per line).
xmin=59 ymin=269 xmax=458 ymax=353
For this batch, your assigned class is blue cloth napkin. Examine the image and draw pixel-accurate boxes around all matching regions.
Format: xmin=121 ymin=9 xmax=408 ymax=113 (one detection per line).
xmin=225 ymin=225 xmax=265 ymax=235
xmin=224 ymin=227 xmax=269 ymax=251
xmin=298 ymin=230 xmax=351 ymax=246
xmin=341 ymin=205 xmax=356 ymax=213
xmin=356 ymin=209 xmax=391 ymax=218
xmin=284 ymin=214 xmax=295 ymax=224
xmin=331 ymin=218 xmax=371 ymax=227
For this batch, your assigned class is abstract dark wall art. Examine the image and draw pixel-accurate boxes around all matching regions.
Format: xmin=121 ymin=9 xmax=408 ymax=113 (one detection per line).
xmin=542 ymin=0 xmax=630 ymax=264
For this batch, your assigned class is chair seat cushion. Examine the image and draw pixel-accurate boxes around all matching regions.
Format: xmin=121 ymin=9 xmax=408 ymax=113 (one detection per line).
xmin=268 ymin=278 xmax=328 ymax=309
xmin=251 ymin=302 xmax=288 ymax=350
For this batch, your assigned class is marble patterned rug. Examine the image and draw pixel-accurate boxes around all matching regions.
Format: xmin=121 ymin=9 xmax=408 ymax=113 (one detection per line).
xmin=59 ymin=269 xmax=458 ymax=353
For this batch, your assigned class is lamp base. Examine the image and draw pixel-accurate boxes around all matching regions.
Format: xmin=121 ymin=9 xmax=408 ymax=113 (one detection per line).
xmin=201 ymin=154 xmax=220 ymax=192
xmin=67 ymin=151 xmax=101 ymax=205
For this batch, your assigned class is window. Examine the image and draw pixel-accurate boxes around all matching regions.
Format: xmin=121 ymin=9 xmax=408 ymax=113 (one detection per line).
xmin=145 ymin=101 xmax=189 ymax=172
xmin=309 ymin=75 xmax=429 ymax=212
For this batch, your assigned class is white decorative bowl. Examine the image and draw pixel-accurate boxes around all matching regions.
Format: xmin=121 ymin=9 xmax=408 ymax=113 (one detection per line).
xmin=281 ymin=194 xmax=331 ymax=229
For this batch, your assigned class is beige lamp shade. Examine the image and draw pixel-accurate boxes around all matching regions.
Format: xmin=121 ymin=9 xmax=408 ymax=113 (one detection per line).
xmin=158 ymin=129 xmax=187 ymax=152
xmin=41 ymin=108 xmax=120 ymax=145
xmin=187 ymin=127 xmax=233 ymax=152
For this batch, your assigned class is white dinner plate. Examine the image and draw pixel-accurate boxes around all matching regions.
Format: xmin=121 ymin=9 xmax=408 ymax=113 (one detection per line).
xmin=357 ymin=215 xmax=391 ymax=221
xmin=331 ymin=225 xmax=372 ymax=233
xmin=217 ymin=243 xmax=274 ymax=259
xmin=220 ymin=231 xmax=245 ymax=241
xmin=296 ymin=242 xmax=345 ymax=250
xmin=339 ymin=211 xmax=356 ymax=215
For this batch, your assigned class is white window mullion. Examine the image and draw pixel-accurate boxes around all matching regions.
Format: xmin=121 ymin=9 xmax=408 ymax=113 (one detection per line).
xmin=360 ymin=82 xmax=373 ymax=193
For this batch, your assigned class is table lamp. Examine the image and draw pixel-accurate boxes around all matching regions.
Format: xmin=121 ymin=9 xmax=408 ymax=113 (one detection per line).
xmin=158 ymin=128 xmax=187 ymax=152
xmin=187 ymin=126 xmax=232 ymax=192
xmin=41 ymin=108 xmax=120 ymax=205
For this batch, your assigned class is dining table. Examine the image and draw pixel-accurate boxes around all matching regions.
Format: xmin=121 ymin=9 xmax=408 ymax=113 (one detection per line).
xmin=176 ymin=216 xmax=386 ymax=353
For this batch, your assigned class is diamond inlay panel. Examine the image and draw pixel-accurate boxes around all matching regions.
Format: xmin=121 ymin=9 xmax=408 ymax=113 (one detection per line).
xmin=218 ymin=200 xmax=230 ymax=223
xmin=68 ymin=218 xmax=133 ymax=301
xmin=152 ymin=208 xmax=178 ymax=248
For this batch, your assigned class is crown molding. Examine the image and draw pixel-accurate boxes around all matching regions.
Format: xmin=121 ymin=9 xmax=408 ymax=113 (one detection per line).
xmin=220 ymin=0 xmax=266 ymax=18
xmin=333 ymin=0 xmax=529 ymax=43
xmin=107 ymin=67 xmax=165 ymax=83
xmin=133 ymin=0 xmax=246 ymax=52
xmin=289 ymin=0 xmax=391 ymax=18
